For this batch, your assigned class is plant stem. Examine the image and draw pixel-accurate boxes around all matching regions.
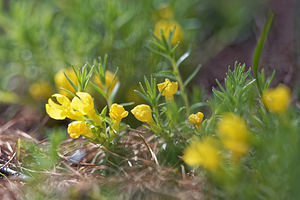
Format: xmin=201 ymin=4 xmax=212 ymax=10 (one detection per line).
xmin=170 ymin=57 xmax=190 ymax=116
xmin=153 ymin=104 xmax=162 ymax=129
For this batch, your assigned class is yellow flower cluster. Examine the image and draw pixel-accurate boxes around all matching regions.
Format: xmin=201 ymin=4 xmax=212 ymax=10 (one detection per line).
xmin=262 ymin=84 xmax=291 ymax=113
xmin=46 ymin=91 xmax=129 ymax=139
xmin=157 ymin=78 xmax=178 ymax=100
xmin=45 ymin=94 xmax=84 ymax=121
xmin=154 ymin=20 xmax=183 ymax=45
xmin=93 ymin=70 xmax=119 ymax=94
xmin=188 ymin=112 xmax=204 ymax=127
xmin=183 ymin=113 xmax=250 ymax=170
xmin=217 ymin=113 xmax=250 ymax=159
xmin=46 ymin=92 xmax=98 ymax=138
xmin=29 ymin=80 xmax=53 ymax=100
xmin=183 ymin=137 xmax=220 ymax=171
xmin=54 ymin=68 xmax=78 ymax=97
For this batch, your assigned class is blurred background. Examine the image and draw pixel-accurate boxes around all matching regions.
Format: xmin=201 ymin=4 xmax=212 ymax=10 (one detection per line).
xmin=0 ymin=0 xmax=298 ymax=109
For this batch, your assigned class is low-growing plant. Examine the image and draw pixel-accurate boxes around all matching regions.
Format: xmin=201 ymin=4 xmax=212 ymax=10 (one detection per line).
xmin=18 ymin=14 xmax=300 ymax=199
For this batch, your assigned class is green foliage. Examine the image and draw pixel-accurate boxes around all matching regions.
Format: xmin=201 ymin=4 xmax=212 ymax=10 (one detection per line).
xmin=193 ymin=61 xmax=300 ymax=199
xmin=20 ymin=129 xmax=65 ymax=171
xmin=211 ymin=62 xmax=256 ymax=116
xmin=4 ymin=1 xmax=300 ymax=199
xmin=0 ymin=0 xmax=202 ymax=104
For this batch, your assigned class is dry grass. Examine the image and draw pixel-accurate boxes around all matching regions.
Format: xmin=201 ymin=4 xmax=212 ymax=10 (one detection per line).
xmin=0 ymin=105 xmax=205 ymax=200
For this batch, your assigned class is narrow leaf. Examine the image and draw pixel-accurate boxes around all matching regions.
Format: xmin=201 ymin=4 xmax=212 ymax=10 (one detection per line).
xmin=64 ymin=72 xmax=78 ymax=92
xmin=90 ymin=82 xmax=107 ymax=99
xmin=252 ymin=13 xmax=274 ymax=79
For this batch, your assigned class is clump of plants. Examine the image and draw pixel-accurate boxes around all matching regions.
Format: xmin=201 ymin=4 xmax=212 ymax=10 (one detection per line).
xmin=5 ymin=14 xmax=300 ymax=200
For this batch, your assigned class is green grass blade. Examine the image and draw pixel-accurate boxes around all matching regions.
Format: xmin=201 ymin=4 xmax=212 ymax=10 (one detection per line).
xmin=252 ymin=13 xmax=274 ymax=79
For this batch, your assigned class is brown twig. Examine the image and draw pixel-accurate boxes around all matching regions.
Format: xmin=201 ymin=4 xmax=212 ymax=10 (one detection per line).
xmin=61 ymin=161 xmax=84 ymax=178
xmin=129 ymin=128 xmax=159 ymax=166
xmin=0 ymin=152 xmax=16 ymax=170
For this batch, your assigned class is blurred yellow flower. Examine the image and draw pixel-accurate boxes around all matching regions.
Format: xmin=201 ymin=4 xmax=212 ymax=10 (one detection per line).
xmin=109 ymin=103 xmax=128 ymax=122
xmin=154 ymin=19 xmax=183 ymax=45
xmin=45 ymin=94 xmax=84 ymax=121
xmin=54 ymin=68 xmax=78 ymax=97
xmin=188 ymin=112 xmax=204 ymax=127
xmin=67 ymin=121 xmax=93 ymax=139
xmin=71 ymin=92 xmax=101 ymax=124
xmin=157 ymin=78 xmax=178 ymax=100
xmin=29 ymin=80 xmax=53 ymax=100
xmin=93 ymin=71 xmax=119 ymax=94
xmin=262 ymin=84 xmax=291 ymax=113
xmin=183 ymin=137 xmax=220 ymax=171
xmin=217 ymin=113 xmax=249 ymax=158
xmin=131 ymin=104 xmax=154 ymax=124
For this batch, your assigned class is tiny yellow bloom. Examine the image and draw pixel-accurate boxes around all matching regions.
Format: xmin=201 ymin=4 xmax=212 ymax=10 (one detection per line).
xmin=54 ymin=68 xmax=78 ymax=97
xmin=109 ymin=103 xmax=128 ymax=122
xmin=45 ymin=94 xmax=84 ymax=121
xmin=29 ymin=80 xmax=53 ymax=100
xmin=131 ymin=104 xmax=154 ymax=124
xmin=157 ymin=78 xmax=178 ymax=100
xmin=93 ymin=71 xmax=119 ymax=94
xmin=262 ymin=84 xmax=291 ymax=113
xmin=154 ymin=19 xmax=183 ymax=45
xmin=67 ymin=121 xmax=93 ymax=139
xmin=71 ymin=92 xmax=100 ymax=124
xmin=183 ymin=137 xmax=220 ymax=171
xmin=188 ymin=112 xmax=204 ymax=127
xmin=217 ymin=113 xmax=250 ymax=158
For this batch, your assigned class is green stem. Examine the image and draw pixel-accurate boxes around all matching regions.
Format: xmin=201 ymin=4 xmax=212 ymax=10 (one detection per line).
xmin=148 ymin=121 xmax=162 ymax=134
xmin=170 ymin=58 xmax=190 ymax=116
xmin=153 ymin=104 xmax=162 ymax=129
xmin=89 ymin=111 xmax=102 ymax=125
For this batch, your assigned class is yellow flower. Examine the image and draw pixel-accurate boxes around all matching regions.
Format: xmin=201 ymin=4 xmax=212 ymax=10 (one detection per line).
xmin=29 ymin=80 xmax=53 ymax=100
xmin=93 ymin=71 xmax=119 ymax=94
xmin=262 ymin=84 xmax=291 ymax=113
xmin=67 ymin=121 xmax=93 ymax=139
xmin=188 ymin=112 xmax=204 ymax=127
xmin=71 ymin=92 xmax=95 ymax=115
xmin=183 ymin=137 xmax=220 ymax=171
xmin=109 ymin=103 xmax=128 ymax=122
xmin=154 ymin=19 xmax=183 ymax=45
xmin=217 ymin=113 xmax=249 ymax=158
xmin=71 ymin=92 xmax=101 ymax=124
xmin=157 ymin=78 xmax=178 ymax=100
xmin=131 ymin=104 xmax=154 ymax=124
xmin=54 ymin=68 xmax=78 ymax=97
xmin=45 ymin=94 xmax=84 ymax=121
